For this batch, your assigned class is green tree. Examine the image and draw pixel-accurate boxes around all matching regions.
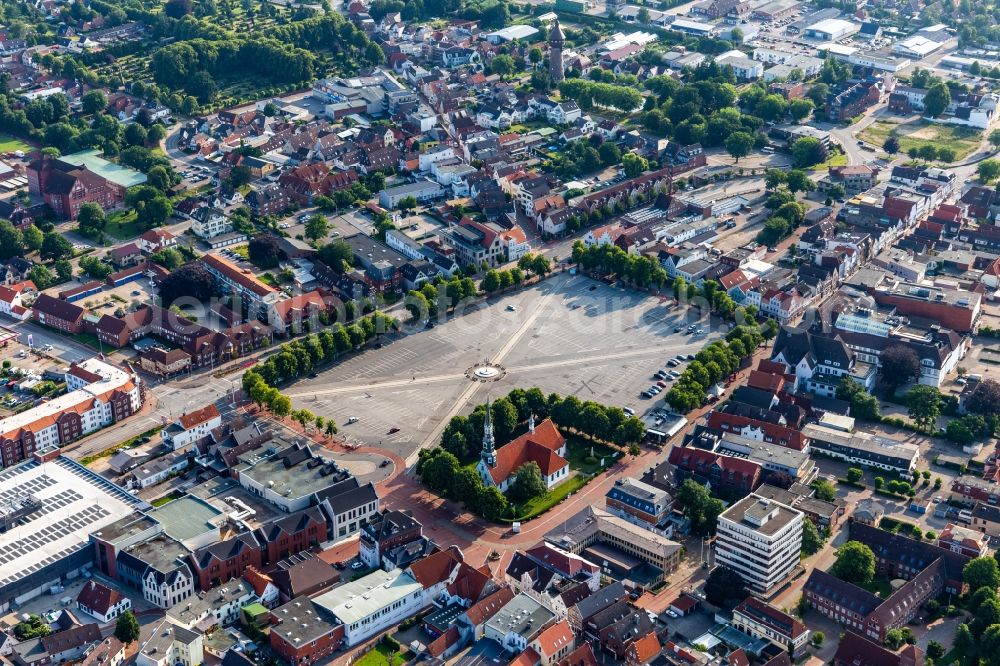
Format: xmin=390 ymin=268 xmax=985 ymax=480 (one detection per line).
xmin=847 ymin=467 xmax=864 ymax=483
xmin=906 ymin=385 xmax=942 ymax=433
xmin=810 ymin=478 xmax=836 ymax=501
xmin=14 ymin=615 xmax=52 ymax=640
xmin=507 ymin=461 xmax=547 ymax=504
xmin=41 ymin=232 xmax=73 ymax=260
xmin=831 ymin=541 xmax=875 ymax=585
xmin=528 ymin=47 xmax=543 ymax=64
xmin=21 ymin=225 xmax=43 ymax=253
xmin=677 ymin=479 xmax=725 ymax=536
xmin=54 ymin=259 xmax=72 ymax=282
xmin=790 ymin=137 xmax=827 ymax=168
xmin=884 ymin=135 xmax=900 ymax=154
xmin=953 ymin=623 xmax=977 ymax=662
xmin=114 ymin=611 xmax=141 ymax=645
xmin=304 ymin=214 xmax=329 ymax=242
xmin=965 ymin=556 xmax=1000 ymax=593
xmin=28 ymin=265 xmax=54 ymax=289
xmin=810 ymin=632 xmax=824 ymax=647
xmin=924 ymin=82 xmax=951 ymax=117
xmin=82 ymin=90 xmax=107 ymax=115
xmin=704 ymin=566 xmax=748 ymax=608
xmin=724 ymin=131 xmax=753 ymax=163
xmin=801 ymin=518 xmax=824 ymax=556
xmin=77 ymin=202 xmax=106 ymax=232
xmin=491 ymin=54 xmax=517 ymax=78
xmin=788 ymin=98 xmax=814 ymax=121
xmin=979 ymin=159 xmax=1000 ymax=183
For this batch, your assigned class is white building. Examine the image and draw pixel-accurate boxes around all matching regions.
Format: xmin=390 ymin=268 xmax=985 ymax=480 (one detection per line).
xmin=0 ymin=359 xmax=143 ymax=462
xmin=418 ymin=146 xmax=457 ymax=173
xmin=190 ymin=207 xmax=232 ymax=239
xmin=162 ymin=405 xmax=222 ymax=450
xmin=485 ymin=593 xmax=556 ymax=654
xmin=313 ymin=569 xmax=424 ymax=647
xmin=136 ymin=622 xmax=203 ymax=666
xmin=715 ymin=494 xmax=803 ymax=595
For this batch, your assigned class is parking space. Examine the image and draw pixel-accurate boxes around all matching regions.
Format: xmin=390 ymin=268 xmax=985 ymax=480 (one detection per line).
xmin=285 ymin=273 xmax=723 ymax=457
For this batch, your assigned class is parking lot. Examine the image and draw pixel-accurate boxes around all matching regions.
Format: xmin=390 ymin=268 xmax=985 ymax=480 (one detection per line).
xmin=284 ymin=272 xmax=723 ymax=460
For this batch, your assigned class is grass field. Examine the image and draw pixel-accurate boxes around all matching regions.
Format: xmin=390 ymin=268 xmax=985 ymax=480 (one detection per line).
xmin=0 ymin=134 xmax=31 ymax=153
xmin=104 ymin=211 xmax=144 ymax=241
xmin=354 ymin=645 xmax=409 ymax=666
xmin=512 ymin=474 xmax=588 ymax=521
xmin=857 ymin=119 xmax=982 ymax=162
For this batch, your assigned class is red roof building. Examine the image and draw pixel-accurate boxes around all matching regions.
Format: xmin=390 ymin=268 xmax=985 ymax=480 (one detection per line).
xmin=706 ymin=411 xmax=807 ymax=450
xmin=478 ymin=418 xmax=568 ymax=493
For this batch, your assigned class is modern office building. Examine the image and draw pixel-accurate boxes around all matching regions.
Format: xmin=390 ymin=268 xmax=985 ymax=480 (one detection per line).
xmin=715 ymin=494 xmax=804 ymax=595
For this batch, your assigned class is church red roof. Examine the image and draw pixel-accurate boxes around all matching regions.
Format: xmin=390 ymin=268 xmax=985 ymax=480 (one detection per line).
xmin=485 ymin=419 xmax=567 ymax=485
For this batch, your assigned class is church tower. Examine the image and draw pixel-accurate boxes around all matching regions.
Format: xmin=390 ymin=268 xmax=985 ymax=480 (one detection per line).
xmin=549 ymin=19 xmax=565 ymax=84
xmin=481 ymin=399 xmax=497 ymax=467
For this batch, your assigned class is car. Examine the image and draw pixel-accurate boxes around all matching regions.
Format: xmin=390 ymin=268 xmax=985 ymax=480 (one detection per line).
xmin=388 ymin=426 xmax=400 ymax=434
xmin=656 ymin=381 xmax=667 ymax=388
xmin=641 ymin=390 xmax=652 ymax=399
xmin=667 ymin=359 xmax=679 ymax=367
xmin=686 ymin=354 xmax=695 ymax=361
xmin=425 ymin=321 xmax=435 ymax=329
xmin=933 ymin=496 xmax=942 ymax=503
xmin=674 ymin=326 xmax=682 ymax=333
xmin=956 ymin=377 xmax=968 ymax=385
xmin=674 ymin=356 xmax=685 ymax=363
xmin=308 ymin=372 xmax=318 ymax=378
xmin=655 ymin=370 xmax=668 ymax=379
xmin=380 ymin=459 xmax=391 ymax=468
xmin=347 ymin=416 xmax=359 ymax=424
xmin=623 ymin=407 xmax=635 ymax=416
xmin=589 ymin=285 xmax=597 ymax=291
xmin=649 ymin=387 xmax=661 ymax=395
xmin=666 ymin=610 xmax=679 ymax=618
xmin=506 ymin=305 xmax=517 ymax=311
xmin=350 ymin=561 xmax=364 ymax=570
xmin=334 ymin=561 xmax=346 ymax=570
xmin=668 ymin=370 xmax=681 ymax=379
xmin=696 ymin=328 xmax=704 ymax=334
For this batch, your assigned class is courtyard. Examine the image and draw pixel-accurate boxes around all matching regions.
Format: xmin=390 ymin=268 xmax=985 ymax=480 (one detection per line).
xmin=284 ymin=272 xmax=723 ymax=463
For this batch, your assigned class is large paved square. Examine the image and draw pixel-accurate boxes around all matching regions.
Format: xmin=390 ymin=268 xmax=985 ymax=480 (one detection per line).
xmin=285 ymin=272 xmax=721 ymax=462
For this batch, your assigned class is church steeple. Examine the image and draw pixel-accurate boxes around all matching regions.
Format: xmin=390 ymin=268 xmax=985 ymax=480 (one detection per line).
xmin=481 ymin=399 xmax=497 ymax=467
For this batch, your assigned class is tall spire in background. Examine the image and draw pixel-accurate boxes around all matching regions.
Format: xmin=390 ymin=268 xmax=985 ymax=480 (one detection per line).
xmin=481 ymin=398 xmax=497 ymax=467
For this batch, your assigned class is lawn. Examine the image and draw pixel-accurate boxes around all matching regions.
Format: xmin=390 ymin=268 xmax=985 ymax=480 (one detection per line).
xmin=354 ymin=645 xmax=409 ymax=666
xmin=857 ymin=119 xmax=982 ymax=162
xmin=510 ymin=474 xmax=589 ymax=521
xmin=104 ymin=211 xmax=144 ymax=241
xmin=810 ymin=149 xmax=848 ymax=170
xmin=564 ymin=436 xmax=619 ymax=475
xmin=859 ymin=577 xmax=893 ymax=598
xmin=152 ymin=490 xmax=185 ymax=507
xmin=0 ymin=133 xmax=31 ymax=153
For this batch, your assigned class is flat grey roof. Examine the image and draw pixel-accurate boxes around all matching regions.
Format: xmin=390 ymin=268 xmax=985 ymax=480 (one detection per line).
xmin=146 ymin=496 xmax=223 ymax=542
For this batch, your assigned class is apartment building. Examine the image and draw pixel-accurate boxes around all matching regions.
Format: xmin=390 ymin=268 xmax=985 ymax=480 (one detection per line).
xmin=715 ymin=494 xmax=804 ymax=595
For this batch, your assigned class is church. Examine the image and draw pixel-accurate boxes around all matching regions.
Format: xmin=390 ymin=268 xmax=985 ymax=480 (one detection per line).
xmin=476 ymin=407 xmax=570 ymax=493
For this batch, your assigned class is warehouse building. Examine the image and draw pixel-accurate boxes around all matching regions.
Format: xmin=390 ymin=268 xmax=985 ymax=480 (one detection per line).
xmin=805 ymin=18 xmax=859 ymax=41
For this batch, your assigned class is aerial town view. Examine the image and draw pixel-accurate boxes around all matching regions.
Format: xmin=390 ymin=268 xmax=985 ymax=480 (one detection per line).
xmin=4 ymin=0 xmax=1000 ymax=664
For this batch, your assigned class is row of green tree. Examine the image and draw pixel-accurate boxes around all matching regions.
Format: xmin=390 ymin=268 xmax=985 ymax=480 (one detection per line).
xmin=665 ymin=325 xmax=767 ymax=413
xmin=416 ymin=447 xmax=509 ymax=521
xmin=248 ymin=314 xmax=396 ymax=386
xmin=571 ymin=241 xmax=668 ymax=290
xmin=242 ymin=370 xmax=340 ymax=436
